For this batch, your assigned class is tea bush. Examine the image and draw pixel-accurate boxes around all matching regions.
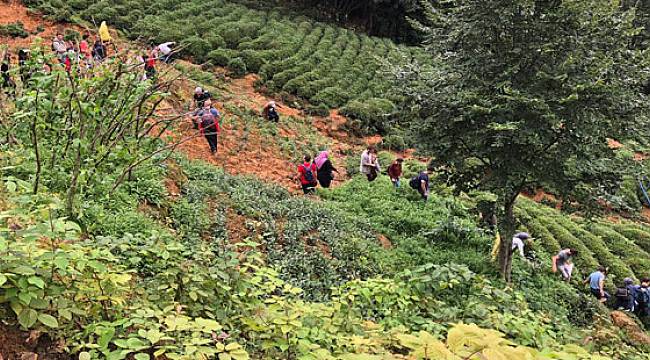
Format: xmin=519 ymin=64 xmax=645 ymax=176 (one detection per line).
xmin=26 ymin=0 xmax=430 ymax=133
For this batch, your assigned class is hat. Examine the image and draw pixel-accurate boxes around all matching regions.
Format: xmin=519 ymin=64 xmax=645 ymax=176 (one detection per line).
xmin=269 ymin=101 xmax=276 ymax=107
xmin=195 ymin=87 xmax=203 ymax=94
xmin=514 ymin=232 xmax=531 ymax=240
xmin=624 ymin=277 xmax=634 ymax=285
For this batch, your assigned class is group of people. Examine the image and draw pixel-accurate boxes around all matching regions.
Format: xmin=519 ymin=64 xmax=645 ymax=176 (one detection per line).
xmin=510 ymin=232 xmax=650 ymax=317
xmin=584 ymin=266 xmax=650 ymax=317
xmin=296 ymin=145 xmax=433 ymax=199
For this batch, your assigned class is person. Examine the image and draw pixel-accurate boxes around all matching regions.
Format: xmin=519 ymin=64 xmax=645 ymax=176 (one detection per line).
xmin=156 ymin=42 xmax=175 ymax=63
xmin=388 ymin=158 xmax=404 ymax=188
xmin=360 ymin=147 xmax=380 ymax=182
xmin=635 ymin=278 xmax=650 ymax=317
xmin=584 ymin=266 xmax=609 ymax=303
xmin=144 ymin=50 xmax=156 ymax=81
xmin=194 ymin=87 xmax=211 ymax=109
xmin=298 ymin=155 xmax=318 ymax=194
xmin=17 ymin=49 xmax=30 ymax=83
xmin=552 ymin=248 xmax=577 ymax=282
xmin=511 ymin=232 xmax=532 ymax=258
xmin=409 ymin=167 xmax=431 ymax=201
xmin=198 ymin=101 xmax=220 ymax=155
xmin=314 ymin=150 xmax=338 ymax=188
xmin=1 ymin=53 xmax=15 ymax=97
xmin=615 ymin=278 xmax=637 ymax=311
xmin=193 ymin=99 xmax=220 ymax=129
xmin=92 ymin=38 xmax=107 ymax=63
xmin=262 ymin=101 xmax=280 ymax=122
xmin=52 ymin=33 xmax=67 ymax=63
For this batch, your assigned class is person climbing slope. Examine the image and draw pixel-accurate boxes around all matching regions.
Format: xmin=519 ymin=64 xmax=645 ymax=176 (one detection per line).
xmin=262 ymin=101 xmax=280 ymax=122
xmin=584 ymin=266 xmax=609 ymax=303
xmin=409 ymin=167 xmax=432 ymax=201
xmin=511 ymin=232 xmax=532 ymax=258
xmin=615 ymin=278 xmax=637 ymax=311
xmin=314 ymin=150 xmax=338 ymax=188
xmin=552 ymin=248 xmax=577 ymax=282
xmin=1 ymin=53 xmax=15 ymax=97
xmin=388 ymin=158 xmax=404 ymax=188
xmin=92 ymin=37 xmax=107 ymax=63
xmin=157 ymin=42 xmax=176 ymax=63
xmin=636 ymin=278 xmax=650 ymax=317
xmin=298 ymin=155 xmax=318 ymax=194
xmin=360 ymin=146 xmax=380 ymax=182
xmin=52 ymin=33 xmax=67 ymax=63
xmin=194 ymin=87 xmax=212 ymax=109
xmin=197 ymin=100 xmax=221 ymax=156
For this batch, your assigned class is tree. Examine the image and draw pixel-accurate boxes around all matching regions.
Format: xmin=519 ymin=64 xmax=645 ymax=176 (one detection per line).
xmin=396 ymin=0 xmax=649 ymax=281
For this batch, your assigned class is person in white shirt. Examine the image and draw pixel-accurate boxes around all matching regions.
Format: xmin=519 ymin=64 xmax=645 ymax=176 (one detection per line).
xmin=511 ymin=232 xmax=531 ymax=258
xmin=156 ymin=42 xmax=176 ymax=63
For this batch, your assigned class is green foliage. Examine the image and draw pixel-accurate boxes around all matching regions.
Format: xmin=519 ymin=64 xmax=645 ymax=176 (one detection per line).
xmin=227 ymin=57 xmax=247 ymax=77
xmin=0 ymin=21 xmax=29 ymax=38
xmin=26 ymin=0 xmax=429 ymax=132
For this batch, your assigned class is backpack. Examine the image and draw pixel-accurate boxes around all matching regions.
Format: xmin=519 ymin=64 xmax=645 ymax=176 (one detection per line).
xmin=615 ymin=287 xmax=629 ymax=299
xmin=201 ymin=112 xmax=216 ymax=132
xmin=302 ymin=163 xmax=316 ymax=184
xmin=637 ymin=287 xmax=650 ymax=305
xmin=410 ymin=172 xmax=425 ymax=189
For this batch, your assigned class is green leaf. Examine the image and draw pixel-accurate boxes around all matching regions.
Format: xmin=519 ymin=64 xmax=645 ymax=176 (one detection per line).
xmin=37 ymin=313 xmax=59 ymax=328
xmin=134 ymin=354 xmax=150 ymax=360
xmin=18 ymin=308 xmax=38 ymax=328
xmin=79 ymin=352 xmax=91 ymax=360
xmin=0 ymin=274 xmax=7 ymax=287
xmin=13 ymin=266 xmax=36 ymax=275
xmin=27 ymin=276 xmax=45 ymax=289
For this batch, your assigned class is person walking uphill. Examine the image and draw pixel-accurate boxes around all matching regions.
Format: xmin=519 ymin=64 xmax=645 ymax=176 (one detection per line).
xmin=360 ymin=147 xmax=380 ymax=182
xmin=198 ymin=100 xmax=220 ymax=156
xmin=388 ymin=158 xmax=404 ymax=188
xmin=314 ymin=151 xmax=338 ymax=188
xmin=615 ymin=278 xmax=637 ymax=311
xmin=552 ymin=248 xmax=577 ymax=282
xmin=409 ymin=167 xmax=432 ymax=201
xmin=298 ymin=155 xmax=318 ymax=194
xmin=262 ymin=101 xmax=280 ymax=122
xmin=584 ymin=266 xmax=609 ymax=303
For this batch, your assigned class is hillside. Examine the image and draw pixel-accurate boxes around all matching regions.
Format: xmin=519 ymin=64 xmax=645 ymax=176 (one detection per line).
xmin=1 ymin=1 xmax=650 ymax=359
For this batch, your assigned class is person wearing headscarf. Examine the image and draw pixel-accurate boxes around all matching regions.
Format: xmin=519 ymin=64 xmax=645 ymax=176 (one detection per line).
xmin=314 ymin=151 xmax=338 ymax=188
xmin=511 ymin=232 xmax=532 ymax=258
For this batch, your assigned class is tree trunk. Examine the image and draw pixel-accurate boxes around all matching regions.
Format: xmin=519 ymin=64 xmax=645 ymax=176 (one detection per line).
xmin=497 ymin=194 xmax=518 ymax=282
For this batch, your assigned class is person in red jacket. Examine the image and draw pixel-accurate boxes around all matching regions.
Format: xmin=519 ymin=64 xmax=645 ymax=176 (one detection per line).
xmin=298 ymin=155 xmax=318 ymax=194
xmin=388 ymin=158 xmax=404 ymax=188
xmin=198 ymin=100 xmax=220 ymax=156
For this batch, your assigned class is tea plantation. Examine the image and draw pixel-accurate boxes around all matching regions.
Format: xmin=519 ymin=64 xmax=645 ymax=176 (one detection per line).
xmin=25 ymin=0 xmax=432 ymax=131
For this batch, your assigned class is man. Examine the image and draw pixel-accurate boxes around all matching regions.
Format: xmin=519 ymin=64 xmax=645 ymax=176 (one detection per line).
xmin=262 ymin=101 xmax=280 ymax=122
xmin=636 ymin=278 xmax=650 ymax=317
xmin=298 ymin=155 xmax=318 ymax=194
xmin=52 ymin=33 xmax=67 ymax=63
xmin=194 ymin=87 xmax=211 ymax=109
xmin=197 ymin=100 xmax=220 ymax=155
xmin=193 ymin=99 xmax=220 ymax=129
xmin=157 ymin=42 xmax=176 ymax=63
xmin=511 ymin=232 xmax=531 ymax=258
xmin=360 ymin=146 xmax=380 ymax=182
xmin=92 ymin=38 xmax=107 ymax=63
xmin=410 ymin=167 xmax=432 ymax=201
xmin=584 ymin=266 xmax=609 ymax=303
xmin=388 ymin=158 xmax=404 ymax=188
xmin=615 ymin=278 xmax=637 ymax=311
xmin=552 ymin=248 xmax=577 ymax=282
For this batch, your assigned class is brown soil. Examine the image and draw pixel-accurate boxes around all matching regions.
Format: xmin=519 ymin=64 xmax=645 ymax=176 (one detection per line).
xmin=376 ymin=233 xmax=392 ymax=249
xmin=0 ymin=1 xmax=58 ymax=49
xmin=225 ymin=208 xmax=252 ymax=244
xmin=0 ymin=324 xmax=68 ymax=360
xmin=610 ymin=311 xmax=650 ymax=345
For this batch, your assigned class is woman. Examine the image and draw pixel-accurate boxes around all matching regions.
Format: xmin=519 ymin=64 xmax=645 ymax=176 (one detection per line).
xmin=315 ymin=151 xmax=338 ymax=188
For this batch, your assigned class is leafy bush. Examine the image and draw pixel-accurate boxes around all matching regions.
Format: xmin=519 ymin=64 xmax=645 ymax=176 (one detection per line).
xmin=0 ymin=22 xmax=29 ymax=38
xmin=341 ymin=98 xmax=396 ymax=134
xmin=227 ymin=57 xmax=247 ymax=77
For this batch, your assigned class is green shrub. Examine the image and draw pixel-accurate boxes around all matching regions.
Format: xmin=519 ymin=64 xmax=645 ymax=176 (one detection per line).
xmin=341 ymin=98 xmax=396 ymax=135
xmin=181 ymin=35 xmax=212 ymax=63
xmin=207 ymin=48 xmax=236 ymax=67
xmin=240 ymin=49 xmax=265 ymax=72
xmin=304 ymin=103 xmax=330 ymax=117
xmin=227 ymin=57 xmax=247 ymax=77
xmin=381 ymin=134 xmax=407 ymax=151
xmin=312 ymin=86 xmax=348 ymax=108
xmin=0 ymin=22 xmax=29 ymax=38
